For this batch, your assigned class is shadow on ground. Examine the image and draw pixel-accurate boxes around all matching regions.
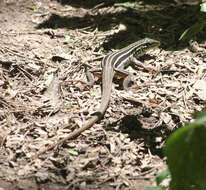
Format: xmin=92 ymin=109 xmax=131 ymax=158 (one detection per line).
xmin=37 ymin=1 xmax=206 ymax=50
xmin=56 ymin=0 xmax=179 ymax=9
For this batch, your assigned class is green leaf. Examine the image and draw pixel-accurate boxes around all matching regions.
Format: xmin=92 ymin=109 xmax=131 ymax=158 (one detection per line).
xmin=54 ymin=23 xmax=58 ymax=29
xmin=68 ymin=150 xmax=78 ymax=156
xmin=164 ymin=113 xmax=206 ymax=190
xmin=143 ymin=186 xmax=165 ymax=190
xmin=67 ymin=103 xmax=72 ymax=108
xmin=91 ymin=92 xmax=96 ymax=97
xmin=156 ymin=169 xmax=170 ymax=185
xmin=40 ymin=52 xmax=45 ymax=58
xmin=26 ymin=5 xmax=36 ymax=10
xmin=200 ymin=2 xmax=206 ymax=12
xmin=5 ymin=111 xmax=11 ymax=116
xmin=99 ymin=47 xmax=104 ymax=52
xmin=120 ymin=133 xmax=125 ymax=141
xmin=179 ymin=20 xmax=206 ymax=41
xmin=64 ymin=35 xmax=70 ymax=42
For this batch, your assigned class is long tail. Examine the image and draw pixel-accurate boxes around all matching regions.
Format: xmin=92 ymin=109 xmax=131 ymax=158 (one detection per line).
xmin=32 ymin=65 xmax=114 ymax=160
xmin=81 ymin=63 xmax=114 ymax=129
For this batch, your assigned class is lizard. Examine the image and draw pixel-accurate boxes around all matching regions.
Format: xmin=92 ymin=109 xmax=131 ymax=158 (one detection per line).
xmin=31 ymin=38 xmax=160 ymax=160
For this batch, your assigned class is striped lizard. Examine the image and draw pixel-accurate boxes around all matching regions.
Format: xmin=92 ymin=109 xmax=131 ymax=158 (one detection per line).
xmin=32 ymin=38 xmax=160 ymax=159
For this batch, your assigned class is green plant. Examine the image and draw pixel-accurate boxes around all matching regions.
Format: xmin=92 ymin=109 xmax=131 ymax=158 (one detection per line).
xmin=26 ymin=5 xmax=36 ymax=10
xmin=144 ymin=110 xmax=206 ymax=190
xmin=179 ymin=2 xmax=206 ymax=40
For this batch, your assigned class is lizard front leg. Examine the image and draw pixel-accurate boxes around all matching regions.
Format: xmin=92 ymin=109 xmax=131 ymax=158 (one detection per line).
xmin=129 ymin=56 xmax=157 ymax=72
xmin=114 ymin=56 xmax=157 ymax=90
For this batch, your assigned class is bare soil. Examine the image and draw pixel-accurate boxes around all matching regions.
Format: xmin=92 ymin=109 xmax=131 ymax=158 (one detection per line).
xmin=0 ymin=0 xmax=206 ymax=189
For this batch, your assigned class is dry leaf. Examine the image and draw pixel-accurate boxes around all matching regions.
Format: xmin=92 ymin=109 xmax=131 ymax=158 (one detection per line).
xmin=193 ymin=80 xmax=206 ymax=101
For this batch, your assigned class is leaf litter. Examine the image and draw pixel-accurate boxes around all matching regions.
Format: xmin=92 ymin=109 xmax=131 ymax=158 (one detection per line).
xmin=0 ymin=0 xmax=206 ymax=189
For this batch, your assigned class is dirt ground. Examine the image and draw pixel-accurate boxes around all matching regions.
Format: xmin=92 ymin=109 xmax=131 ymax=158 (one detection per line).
xmin=0 ymin=0 xmax=206 ymax=189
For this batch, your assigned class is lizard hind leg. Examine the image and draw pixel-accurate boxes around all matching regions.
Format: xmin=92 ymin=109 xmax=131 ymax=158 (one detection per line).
xmin=123 ymin=74 xmax=138 ymax=91
xmin=114 ymin=68 xmax=138 ymax=91
xmin=78 ymin=67 xmax=102 ymax=88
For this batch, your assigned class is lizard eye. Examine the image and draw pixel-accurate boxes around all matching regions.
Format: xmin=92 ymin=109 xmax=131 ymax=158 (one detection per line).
xmin=132 ymin=72 xmax=138 ymax=76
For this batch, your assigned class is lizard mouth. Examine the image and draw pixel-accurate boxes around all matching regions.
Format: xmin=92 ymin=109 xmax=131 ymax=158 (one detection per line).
xmin=151 ymin=40 xmax=161 ymax=48
xmin=155 ymin=41 xmax=161 ymax=47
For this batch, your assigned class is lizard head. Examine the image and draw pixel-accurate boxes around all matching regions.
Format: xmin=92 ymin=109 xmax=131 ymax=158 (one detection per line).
xmin=135 ymin=38 xmax=160 ymax=57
